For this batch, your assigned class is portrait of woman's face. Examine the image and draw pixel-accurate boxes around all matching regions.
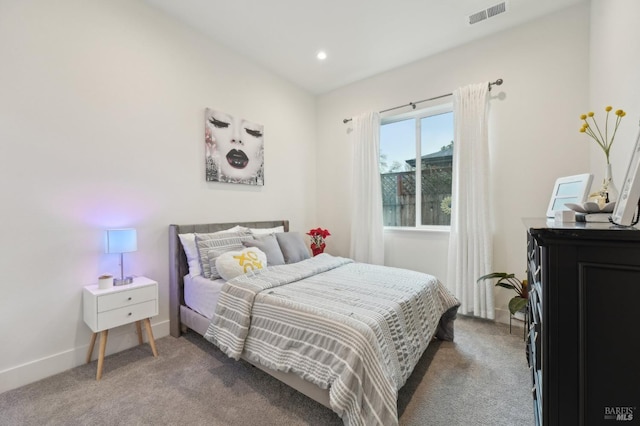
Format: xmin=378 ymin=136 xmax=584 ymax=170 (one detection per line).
xmin=205 ymin=108 xmax=264 ymax=185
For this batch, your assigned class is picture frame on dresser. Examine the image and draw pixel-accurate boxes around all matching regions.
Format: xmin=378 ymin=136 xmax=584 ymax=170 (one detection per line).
xmin=610 ymin=126 xmax=640 ymax=226
xmin=545 ymin=173 xmax=592 ymax=217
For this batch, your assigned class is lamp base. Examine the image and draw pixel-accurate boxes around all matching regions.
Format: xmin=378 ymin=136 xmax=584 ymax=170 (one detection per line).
xmin=114 ymin=276 xmax=134 ymax=286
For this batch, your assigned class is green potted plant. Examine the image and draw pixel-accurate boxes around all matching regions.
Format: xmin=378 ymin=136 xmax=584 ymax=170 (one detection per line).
xmin=477 ymin=272 xmax=528 ymax=315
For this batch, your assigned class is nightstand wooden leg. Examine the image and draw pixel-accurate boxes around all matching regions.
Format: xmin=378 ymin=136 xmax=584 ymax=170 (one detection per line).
xmin=96 ymin=330 xmax=108 ymax=380
xmin=86 ymin=332 xmax=97 ymax=363
xmin=143 ymin=318 xmax=158 ymax=357
xmin=135 ymin=321 xmax=143 ymax=345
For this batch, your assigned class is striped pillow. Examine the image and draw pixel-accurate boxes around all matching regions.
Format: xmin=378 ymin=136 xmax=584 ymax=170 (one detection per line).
xmin=179 ymin=226 xmax=247 ymax=277
xmin=195 ymin=231 xmax=253 ymax=279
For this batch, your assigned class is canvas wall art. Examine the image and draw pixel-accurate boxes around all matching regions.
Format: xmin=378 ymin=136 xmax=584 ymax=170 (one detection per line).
xmin=205 ymin=108 xmax=264 ymax=185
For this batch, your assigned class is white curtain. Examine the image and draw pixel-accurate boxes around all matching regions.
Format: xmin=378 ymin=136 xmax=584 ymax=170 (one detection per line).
xmin=446 ymin=83 xmax=494 ymax=319
xmin=349 ymin=111 xmax=385 ymax=265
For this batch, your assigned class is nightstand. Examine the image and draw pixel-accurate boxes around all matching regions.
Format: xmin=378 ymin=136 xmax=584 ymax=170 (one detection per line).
xmin=83 ymin=276 xmax=159 ymax=380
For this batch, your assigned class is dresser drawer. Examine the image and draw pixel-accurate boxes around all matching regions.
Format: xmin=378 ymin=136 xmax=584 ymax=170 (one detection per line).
xmin=97 ymin=285 xmax=156 ymax=312
xmin=97 ymin=300 xmax=157 ymax=330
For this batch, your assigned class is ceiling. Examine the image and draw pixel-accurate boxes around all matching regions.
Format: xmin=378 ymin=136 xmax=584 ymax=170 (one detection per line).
xmin=144 ymin=0 xmax=585 ymax=94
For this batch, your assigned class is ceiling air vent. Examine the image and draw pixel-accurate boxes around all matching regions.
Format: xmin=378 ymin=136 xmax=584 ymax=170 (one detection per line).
xmin=468 ymin=10 xmax=488 ymax=25
xmin=487 ymin=2 xmax=506 ymax=18
xmin=468 ymin=2 xmax=507 ymax=25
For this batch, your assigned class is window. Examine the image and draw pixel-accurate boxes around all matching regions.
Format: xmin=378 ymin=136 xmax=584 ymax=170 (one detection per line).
xmin=379 ymin=105 xmax=454 ymax=227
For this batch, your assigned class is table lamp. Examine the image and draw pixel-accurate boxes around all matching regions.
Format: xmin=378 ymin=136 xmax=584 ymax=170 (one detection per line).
xmin=105 ymin=228 xmax=137 ymax=285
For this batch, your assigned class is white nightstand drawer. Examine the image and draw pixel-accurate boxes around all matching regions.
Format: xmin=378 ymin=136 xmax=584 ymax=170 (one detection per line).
xmin=97 ymin=285 xmax=156 ymax=312
xmin=84 ymin=277 xmax=159 ymax=332
xmin=97 ymin=300 xmax=157 ymax=330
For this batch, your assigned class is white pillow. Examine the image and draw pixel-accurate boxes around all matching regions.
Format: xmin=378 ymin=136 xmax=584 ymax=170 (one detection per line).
xmin=178 ymin=226 xmax=248 ymax=277
xmin=227 ymin=225 xmax=250 ymax=234
xmin=250 ymin=226 xmax=284 ymax=236
xmin=196 ymin=232 xmax=253 ymax=279
xmin=178 ymin=233 xmax=201 ymax=277
xmin=215 ymin=247 xmax=267 ymax=281
xmin=206 ymin=244 xmax=245 ymax=279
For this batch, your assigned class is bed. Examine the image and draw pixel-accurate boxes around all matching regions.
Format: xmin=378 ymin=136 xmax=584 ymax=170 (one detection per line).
xmin=169 ymin=220 xmax=460 ymax=426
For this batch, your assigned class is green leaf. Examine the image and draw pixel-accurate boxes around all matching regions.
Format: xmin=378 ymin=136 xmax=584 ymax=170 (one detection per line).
xmin=476 ymin=272 xmax=515 ymax=283
xmin=495 ymin=282 xmax=516 ymax=291
xmin=509 ymin=297 xmax=528 ymax=315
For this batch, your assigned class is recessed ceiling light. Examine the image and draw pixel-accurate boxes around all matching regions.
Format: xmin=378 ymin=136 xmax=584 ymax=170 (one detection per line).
xmin=316 ymin=51 xmax=327 ymax=61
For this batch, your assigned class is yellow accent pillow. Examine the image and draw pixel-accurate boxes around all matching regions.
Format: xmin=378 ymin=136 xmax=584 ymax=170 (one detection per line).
xmin=215 ymin=247 xmax=267 ymax=281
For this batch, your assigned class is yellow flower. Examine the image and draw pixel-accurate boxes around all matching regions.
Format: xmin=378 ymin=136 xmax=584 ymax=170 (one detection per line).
xmin=579 ymin=105 xmax=626 ymax=164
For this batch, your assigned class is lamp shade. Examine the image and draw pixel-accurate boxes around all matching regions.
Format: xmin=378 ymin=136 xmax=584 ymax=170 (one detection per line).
xmin=105 ymin=229 xmax=137 ymax=254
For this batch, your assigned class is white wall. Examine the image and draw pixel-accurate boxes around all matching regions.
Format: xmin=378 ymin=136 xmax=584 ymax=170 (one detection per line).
xmin=316 ymin=3 xmax=591 ymax=322
xmin=0 ymin=0 xmax=317 ymax=392
xmin=589 ymin=0 xmax=640 ymax=187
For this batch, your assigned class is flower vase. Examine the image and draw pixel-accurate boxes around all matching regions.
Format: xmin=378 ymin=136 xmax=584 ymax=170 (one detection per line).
xmin=603 ymin=163 xmax=619 ymax=203
xmin=311 ymin=242 xmax=325 ymax=256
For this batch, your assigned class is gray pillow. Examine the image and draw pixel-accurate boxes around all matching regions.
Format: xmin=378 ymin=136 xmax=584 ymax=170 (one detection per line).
xmin=275 ymin=232 xmax=311 ymax=264
xmin=243 ymin=234 xmax=286 ymax=266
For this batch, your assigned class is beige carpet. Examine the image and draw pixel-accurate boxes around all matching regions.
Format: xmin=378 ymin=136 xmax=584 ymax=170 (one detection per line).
xmin=0 ymin=316 xmax=533 ymax=425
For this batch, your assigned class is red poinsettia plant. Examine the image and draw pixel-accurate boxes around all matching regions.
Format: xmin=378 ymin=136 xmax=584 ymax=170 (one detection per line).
xmin=306 ymin=228 xmax=331 ymax=256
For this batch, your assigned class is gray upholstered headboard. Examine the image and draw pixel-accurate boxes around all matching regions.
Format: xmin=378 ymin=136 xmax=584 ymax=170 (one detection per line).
xmin=168 ymin=220 xmax=289 ymax=337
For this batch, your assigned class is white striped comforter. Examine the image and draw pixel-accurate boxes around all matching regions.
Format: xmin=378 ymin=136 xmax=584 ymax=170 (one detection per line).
xmin=204 ymin=254 xmax=460 ymax=426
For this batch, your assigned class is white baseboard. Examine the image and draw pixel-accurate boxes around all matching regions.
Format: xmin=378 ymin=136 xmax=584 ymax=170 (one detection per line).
xmin=494 ymin=307 xmax=511 ymax=325
xmin=494 ymin=307 xmax=527 ymax=333
xmin=0 ymin=319 xmax=170 ymax=394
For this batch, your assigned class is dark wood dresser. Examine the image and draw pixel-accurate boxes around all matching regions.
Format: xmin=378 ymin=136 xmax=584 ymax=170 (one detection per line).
xmin=525 ymin=219 xmax=640 ymax=425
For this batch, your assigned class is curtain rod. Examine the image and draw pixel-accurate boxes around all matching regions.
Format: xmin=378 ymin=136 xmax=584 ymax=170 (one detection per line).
xmin=342 ymin=78 xmax=503 ymax=124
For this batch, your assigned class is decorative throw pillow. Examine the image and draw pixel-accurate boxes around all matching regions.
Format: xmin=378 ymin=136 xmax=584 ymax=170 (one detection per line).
xmin=242 ymin=234 xmax=286 ymax=266
xmin=275 ymin=232 xmax=311 ymax=264
xmin=195 ymin=231 xmax=253 ymax=279
xmin=249 ymin=226 xmax=285 ymax=236
xmin=207 ymin=244 xmax=245 ymax=279
xmin=179 ymin=226 xmax=246 ymax=277
xmin=215 ymin=247 xmax=267 ymax=281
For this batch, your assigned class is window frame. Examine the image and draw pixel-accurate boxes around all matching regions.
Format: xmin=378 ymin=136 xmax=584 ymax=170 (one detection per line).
xmin=380 ymin=102 xmax=454 ymax=230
